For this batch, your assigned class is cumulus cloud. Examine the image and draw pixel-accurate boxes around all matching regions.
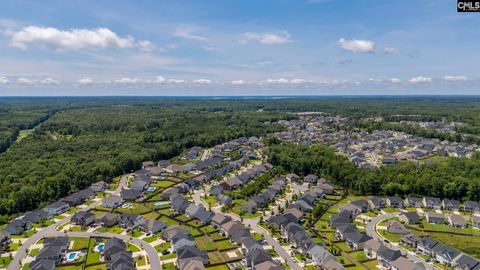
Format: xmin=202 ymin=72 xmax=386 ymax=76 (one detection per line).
xmin=384 ymin=47 xmax=400 ymax=54
xmin=115 ymin=77 xmax=141 ymax=84
xmin=136 ymin=40 xmax=155 ymax=52
xmin=77 ymin=77 xmax=93 ymax=84
xmin=240 ymin=31 xmax=292 ymax=45
xmin=263 ymin=78 xmax=290 ymax=84
xmin=231 ymin=80 xmax=246 ymax=85
xmin=444 ymin=75 xmax=467 ymax=81
xmin=8 ymin=26 xmax=153 ymax=51
xmin=155 ymin=76 xmax=166 ymax=83
xmin=290 ymin=79 xmax=311 ymax=84
xmin=389 ymin=78 xmax=401 ymax=84
xmin=167 ymin=79 xmax=187 ymax=84
xmin=174 ymin=25 xmax=207 ymax=41
xmin=40 ymin=78 xmax=60 ymax=85
xmin=192 ymin=79 xmax=211 ymax=84
xmin=16 ymin=78 xmax=34 ymax=85
xmin=338 ymin=38 xmax=375 ymax=53
xmin=0 ymin=76 xmax=10 ymax=85
xmin=408 ymin=76 xmax=432 ymax=83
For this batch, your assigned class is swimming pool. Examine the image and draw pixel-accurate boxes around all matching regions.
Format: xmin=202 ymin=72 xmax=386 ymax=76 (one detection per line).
xmin=98 ymin=244 xmax=104 ymax=251
xmin=68 ymin=252 xmax=77 ymax=260
xmin=154 ymin=201 xmax=169 ymax=206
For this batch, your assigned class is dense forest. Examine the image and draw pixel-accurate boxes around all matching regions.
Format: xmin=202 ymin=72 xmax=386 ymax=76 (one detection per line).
xmin=0 ymin=106 xmax=288 ymax=222
xmin=268 ymin=143 xmax=480 ymax=202
xmin=2 ymin=97 xmax=480 ymax=222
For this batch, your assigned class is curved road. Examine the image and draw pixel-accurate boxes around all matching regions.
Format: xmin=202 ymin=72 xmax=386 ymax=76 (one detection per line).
xmin=6 ymin=175 xmax=161 ymax=270
xmin=193 ymin=189 xmax=302 ymax=270
xmin=365 ymin=212 xmax=436 ymax=270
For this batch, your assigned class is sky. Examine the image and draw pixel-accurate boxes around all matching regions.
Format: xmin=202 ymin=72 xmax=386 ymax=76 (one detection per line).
xmin=0 ymin=0 xmax=479 ymax=96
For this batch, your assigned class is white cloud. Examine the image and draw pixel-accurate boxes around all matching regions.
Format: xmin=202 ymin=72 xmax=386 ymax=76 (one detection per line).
xmin=408 ymin=76 xmax=432 ymax=83
xmin=389 ymin=78 xmax=401 ymax=84
xmin=115 ymin=77 xmax=141 ymax=84
xmin=338 ymin=38 xmax=375 ymax=53
xmin=290 ymin=79 xmax=311 ymax=84
xmin=444 ymin=75 xmax=467 ymax=81
xmin=155 ymin=76 xmax=166 ymax=83
xmin=384 ymin=47 xmax=400 ymax=54
xmin=9 ymin=26 xmax=137 ymax=51
xmin=16 ymin=77 xmax=34 ymax=85
xmin=192 ymin=79 xmax=211 ymax=84
xmin=231 ymin=80 xmax=246 ymax=85
xmin=0 ymin=76 xmax=10 ymax=85
xmin=174 ymin=25 xmax=207 ymax=41
xmin=77 ymin=77 xmax=93 ymax=84
xmin=263 ymin=78 xmax=290 ymax=84
xmin=136 ymin=40 xmax=155 ymax=52
xmin=39 ymin=78 xmax=59 ymax=85
xmin=240 ymin=31 xmax=292 ymax=45
xmin=167 ymin=79 xmax=187 ymax=84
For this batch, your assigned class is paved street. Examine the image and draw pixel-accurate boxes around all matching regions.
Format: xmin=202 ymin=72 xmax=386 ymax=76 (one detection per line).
xmin=193 ymin=189 xmax=302 ymax=270
xmin=365 ymin=212 xmax=436 ymax=270
xmin=6 ymin=175 xmax=154 ymax=270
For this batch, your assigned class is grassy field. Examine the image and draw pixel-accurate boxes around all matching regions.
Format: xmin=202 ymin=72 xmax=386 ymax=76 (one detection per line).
xmin=71 ymin=237 xmax=90 ymax=250
xmin=377 ymin=229 xmax=403 ymax=243
xmin=426 ymin=233 xmax=480 ymax=259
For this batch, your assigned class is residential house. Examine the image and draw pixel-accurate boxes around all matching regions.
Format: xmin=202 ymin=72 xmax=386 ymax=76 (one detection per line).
xmin=176 ymin=246 xmax=208 ymax=269
xmin=242 ymin=200 xmax=259 ymax=214
xmin=335 ymin=224 xmax=357 ymax=240
xmin=130 ymin=180 xmax=149 ymax=192
xmin=162 ymin=225 xmax=189 ymax=241
xmin=386 ymin=220 xmax=410 ymax=234
xmin=120 ymin=189 xmax=142 ymax=201
xmin=473 ymin=216 xmax=480 ymax=230
xmin=318 ymin=182 xmax=335 ymax=195
xmin=304 ymin=174 xmax=319 ymax=184
xmin=182 ymin=259 xmax=206 ymax=270
xmin=217 ymin=194 xmax=232 ymax=206
xmin=108 ymin=250 xmax=134 ymax=270
xmin=244 ymin=249 xmax=272 ymax=270
xmin=100 ymin=213 xmax=120 ymax=228
xmin=400 ymin=234 xmax=421 ymax=248
xmin=399 ymin=212 xmax=421 ymax=225
xmin=405 ymin=197 xmax=423 ymax=208
xmin=464 ymin=201 xmax=480 ymax=214
xmin=140 ymin=219 xmax=166 ymax=234
xmin=308 ymin=244 xmax=335 ymax=266
xmin=391 ymin=257 xmax=425 ymax=270
xmin=364 ymin=239 xmax=383 ymax=259
xmin=345 ymin=232 xmax=372 ymax=250
xmin=209 ymin=185 xmax=224 ymax=196
xmin=286 ymin=173 xmax=300 ymax=182
xmin=254 ymin=260 xmax=284 ymax=270
xmin=368 ymin=197 xmax=385 ymax=210
xmin=417 ymin=237 xmax=438 ymax=256
xmin=448 ymin=214 xmax=467 ymax=228
xmin=90 ymin=181 xmax=109 ymax=192
xmin=172 ymin=235 xmax=196 ymax=252
xmin=329 ymin=210 xmax=353 ymax=228
xmin=220 ymin=220 xmax=244 ymax=238
xmin=71 ymin=211 xmax=96 ymax=227
xmin=386 ymin=197 xmax=404 ymax=208
xmin=433 ymin=244 xmax=461 ymax=266
xmin=241 ymin=236 xmax=264 ymax=255
xmin=339 ymin=203 xmax=362 ymax=217
xmin=0 ymin=231 xmax=11 ymax=251
xmin=322 ymin=258 xmax=346 ymax=270
xmin=442 ymin=199 xmax=461 ymax=211
xmin=43 ymin=201 xmax=70 ymax=215
xmin=5 ymin=219 xmax=32 ymax=235
xmin=104 ymin=237 xmax=126 ymax=261
xmin=211 ymin=213 xmax=231 ymax=229
xmin=377 ymin=246 xmax=402 ymax=269
xmin=30 ymin=259 xmax=56 ymax=270
xmin=119 ymin=214 xmax=144 ymax=230
xmin=452 ymin=254 xmax=480 ymax=270
xmin=426 ymin=213 xmax=445 ymax=224
xmin=423 ymin=197 xmax=442 ymax=210
xmin=102 ymin=195 xmax=123 ymax=208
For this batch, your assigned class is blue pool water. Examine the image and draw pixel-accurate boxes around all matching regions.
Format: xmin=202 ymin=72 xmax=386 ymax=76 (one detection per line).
xmin=98 ymin=244 xmax=104 ymax=251
xmin=154 ymin=201 xmax=168 ymax=206
xmin=68 ymin=253 xmax=77 ymax=260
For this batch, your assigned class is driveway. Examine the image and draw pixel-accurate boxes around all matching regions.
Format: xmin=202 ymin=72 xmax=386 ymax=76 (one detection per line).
xmin=7 ymin=175 xmax=138 ymax=270
xmin=365 ymin=212 xmax=436 ymax=270
xmin=193 ymin=190 xmax=302 ymax=270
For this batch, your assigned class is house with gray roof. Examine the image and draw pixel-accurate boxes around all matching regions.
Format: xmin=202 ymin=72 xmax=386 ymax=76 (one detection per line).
xmin=43 ymin=201 xmax=69 ymax=215
xmin=345 ymin=232 xmax=372 ymax=250
xmin=364 ymin=239 xmax=383 ymax=259
xmin=405 ymin=197 xmax=423 ymax=208
xmin=140 ymin=219 xmax=166 ymax=234
xmin=391 ymin=257 xmax=425 ymax=270
xmin=442 ymin=199 xmax=461 ymax=211
xmin=177 ymin=246 xmax=208 ymax=269
xmin=448 ymin=214 xmax=467 ymax=228
xmin=423 ymin=197 xmax=442 ymax=209
xmin=377 ymin=246 xmax=402 ymax=269
xmin=452 ymin=254 xmax=480 ymax=270
xmin=417 ymin=237 xmax=438 ymax=256
xmin=71 ymin=211 xmax=96 ymax=227
xmin=386 ymin=220 xmax=410 ymax=234
xmin=102 ymin=195 xmax=123 ymax=208
xmin=30 ymin=259 xmax=56 ymax=270
xmin=433 ymin=243 xmax=461 ymax=266
xmin=172 ymin=235 xmax=195 ymax=252
xmin=399 ymin=212 xmax=421 ymax=224
xmin=100 ymin=213 xmax=119 ymax=228
xmin=386 ymin=197 xmax=404 ymax=208
xmin=426 ymin=213 xmax=445 ymax=224
xmin=308 ymin=244 xmax=335 ymax=266
xmin=464 ymin=201 xmax=480 ymax=214
xmin=473 ymin=216 xmax=480 ymax=230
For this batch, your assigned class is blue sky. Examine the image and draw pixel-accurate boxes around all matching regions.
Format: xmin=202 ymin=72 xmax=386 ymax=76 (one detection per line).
xmin=0 ymin=0 xmax=478 ymax=96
